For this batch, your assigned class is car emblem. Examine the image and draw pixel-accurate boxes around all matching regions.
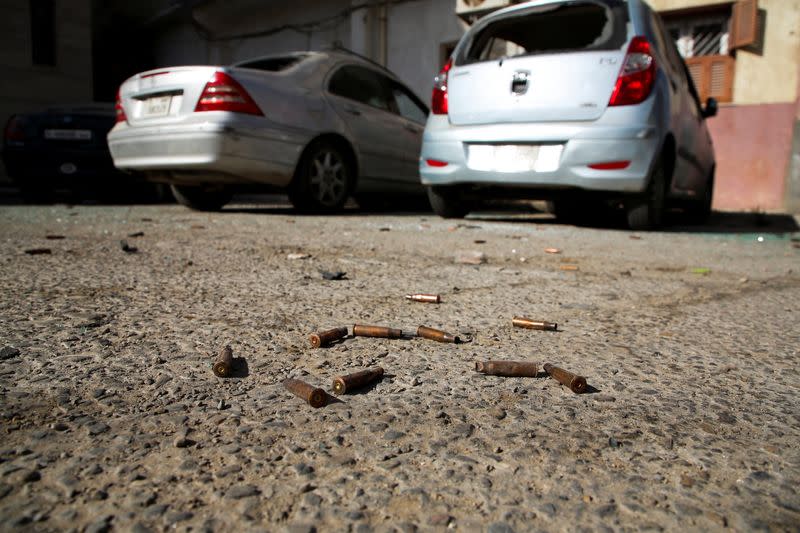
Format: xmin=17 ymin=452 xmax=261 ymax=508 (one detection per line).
xmin=511 ymin=70 xmax=530 ymax=95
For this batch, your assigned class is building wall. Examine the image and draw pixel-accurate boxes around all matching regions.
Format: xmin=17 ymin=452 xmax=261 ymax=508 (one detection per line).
xmin=0 ymin=0 xmax=94 ymax=180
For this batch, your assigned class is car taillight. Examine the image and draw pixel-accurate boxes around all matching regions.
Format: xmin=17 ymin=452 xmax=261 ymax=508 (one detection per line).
xmin=4 ymin=115 xmax=27 ymax=141
xmin=431 ymin=58 xmax=452 ymax=115
xmin=609 ymin=36 xmax=655 ymax=107
xmin=115 ymin=89 xmax=127 ymax=124
xmin=195 ymin=71 xmax=263 ymax=115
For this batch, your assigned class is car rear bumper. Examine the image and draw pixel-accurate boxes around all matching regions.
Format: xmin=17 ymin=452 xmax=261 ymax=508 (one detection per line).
xmin=419 ymin=117 xmax=660 ymax=194
xmin=108 ymin=122 xmax=304 ymax=186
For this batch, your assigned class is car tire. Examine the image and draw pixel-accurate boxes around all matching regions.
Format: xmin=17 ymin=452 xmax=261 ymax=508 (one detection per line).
xmin=170 ymin=185 xmax=231 ymax=211
xmin=289 ymin=142 xmax=353 ymax=212
xmin=626 ymin=157 xmax=667 ymax=231
xmin=426 ymin=186 xmax=469 ymax=219
xmin=686 ymin=167 xmax=714 ymax=224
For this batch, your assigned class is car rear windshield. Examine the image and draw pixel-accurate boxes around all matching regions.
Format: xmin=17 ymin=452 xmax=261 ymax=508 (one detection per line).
xmin=457 ymin=0 xmax=629 ymax=65
xmin=235 ymin=54 xmax=308 ymax=71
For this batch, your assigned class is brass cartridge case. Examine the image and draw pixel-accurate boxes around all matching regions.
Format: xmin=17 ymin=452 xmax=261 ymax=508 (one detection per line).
xmin=405 ymin=293 xmax=441 ymax=304
xmin=352 ymin=324 xmax=403 ymax=339
xmin=512 ymin=317 xmax=558 ymax=331
xmin=213 ymin=345 xmax=234 ymax=377
xmin=309 ymin=327 xmax=348 ymax=348
xmin=332 ymin=367 xmax=384 ymax=395
xmin=283 ymin=378 xmax=327 ymax=408
xmin=543 ymin=363 xmax=587 ymax=394
xmin=475 ymin=360 xmax=539 ymax=377
xmin=417 ymin=325 xmax=460 ymax=344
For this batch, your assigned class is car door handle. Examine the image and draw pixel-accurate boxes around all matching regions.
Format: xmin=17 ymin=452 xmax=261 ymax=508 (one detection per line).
xmin=344 ymin=106 xmax=361 ymax=116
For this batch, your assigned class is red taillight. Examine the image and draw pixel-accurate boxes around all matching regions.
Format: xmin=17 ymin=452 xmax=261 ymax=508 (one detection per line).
xmin=609 ymin=36 xmax=655 ymax=107
xmin=4 ymin=115 xmax=27 ymax=141
xmin=431 ymin=58 xmax=453 ymax=115
xmin=425 ymin=159 xmax=449 ymax=167
xmin=195 ymin=71 xmax=263 ymax=115
xmin=589 ymin=160 xmax=631 ymax=170
xmin=115 ymin=89 xmax=127 ymax=124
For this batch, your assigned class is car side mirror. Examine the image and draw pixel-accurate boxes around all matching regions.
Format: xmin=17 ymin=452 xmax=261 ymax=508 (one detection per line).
xmin=703 ymin=97 xmax=718 ymax=118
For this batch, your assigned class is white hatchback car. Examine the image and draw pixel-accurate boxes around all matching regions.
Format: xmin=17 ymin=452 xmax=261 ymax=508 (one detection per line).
xmin=420 ymin=0 xmax=717 ymax=229
xmin=108 ymin=50 xmax=428 ymax=211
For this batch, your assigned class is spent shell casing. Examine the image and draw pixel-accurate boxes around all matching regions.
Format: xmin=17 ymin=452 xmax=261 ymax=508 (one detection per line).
xmin=512 ymin=316 xmax=558 ymax=331
xmin=475 ymin=360 xmax=539 ymax=377
xmin=332 ymin=367 xmax=384 ymax=395
xmin=405 ymin=293 xmax=441 ymax=304
xmin=212 ymin=345 xmax=234 ymax=377
xmin=352 ymin=324 xmax=403 ymax=339
xmin=417 ymin=325 xmax=460 ymax=344
xmin=543 ymin=363 xmax=587 ymax=394
xmin=309 ymin=326 xmax=348 ymax=348
xmin=283 ymin=378 xmax=327 ymax=408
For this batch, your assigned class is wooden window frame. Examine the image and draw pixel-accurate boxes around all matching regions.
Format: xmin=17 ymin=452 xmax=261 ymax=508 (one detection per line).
xmin=685 ymin=55 xmax=735 ymax=103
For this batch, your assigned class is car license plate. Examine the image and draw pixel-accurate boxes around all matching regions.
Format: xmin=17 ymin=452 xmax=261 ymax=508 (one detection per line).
xmin=466 ymin=144 xmax=563 ymax=173
xmin=142 ymin=95 xmax=172 ymax=117
xmin=44 ymin=129 xmax=92 ymax=141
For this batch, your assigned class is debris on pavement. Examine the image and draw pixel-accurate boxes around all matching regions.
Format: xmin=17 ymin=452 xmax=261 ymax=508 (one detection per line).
xmin=559 ymin=264 xmax=579 ymax=271
xmin=332 ymin=367 xmax=384 ymax=395
xmin=127 ymin=231 xmax=145 ymax=238
xmin=119 ymin=240 xmax=138 ymax=253
xmin=283 ymin=378 xmax=327 ymax=408
xmin=544 ymin=247 xmax=561 ymax=254
xmin=455 ymin=250 xmax=487 ymax=265
xmin=24 ymin=248 xmax=52 ymax=255
xmin=212 ymin=345 xmax=234 ymax=377
xmin=416 ymin=325 xmax=460 ymax=344
xmin=352 ymin=324 xmax=403 ymax=339
xmin=512 ymin=317 xmax=558 ymax=331
xmin=691 ymin=267 xmax=712 ymax=275
xmin=320 ymin=270 xmax=347 ymax=280
xmin=405 ymin=293 xmax=441 ymax=304
xmin=287 ymin=253 xmax=310 ymax=260
xmin=475 ymin=360 xmax=539 ymax=377
xmin=309 ymin=327 xmax=348 ymax=348
xmin=45 ymin=235 xmax=65 ymax=240
xmin=543 ymin=363 xmax=587 ymax=394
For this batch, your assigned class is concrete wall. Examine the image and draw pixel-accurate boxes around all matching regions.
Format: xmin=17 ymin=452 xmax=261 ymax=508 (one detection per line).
xmin=0 ymin=0 xmax=94 ymax=180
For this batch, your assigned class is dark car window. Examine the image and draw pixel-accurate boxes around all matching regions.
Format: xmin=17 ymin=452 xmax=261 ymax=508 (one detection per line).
xmin=235 ymin=54 xmax=308 ymax=71
xmin=459 ymin=0 xmax=629 ymax=65
xmin=389 ymin=83 xmax=428 ymax=124
xmin=328 ymin=65 xmax=391 ymax=111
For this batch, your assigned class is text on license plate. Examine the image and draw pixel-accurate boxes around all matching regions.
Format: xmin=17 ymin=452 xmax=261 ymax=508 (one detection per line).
xmin=142 ymin=95 xmax=172 ymax=117
xmin=44 ymin=129 xmax=92 ymax=141
xmin=466 ymin=144 xmax=563 ymax=173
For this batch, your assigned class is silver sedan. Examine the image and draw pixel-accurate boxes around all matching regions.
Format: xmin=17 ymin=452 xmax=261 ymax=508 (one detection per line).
xmin=108 ymin=50 xmax=429 ymax=211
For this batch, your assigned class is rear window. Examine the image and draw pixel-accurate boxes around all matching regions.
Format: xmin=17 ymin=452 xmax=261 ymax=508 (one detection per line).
xmin=235 ymin=54 xmax=308 ymax=71
xmin=457 ymin=1 xmax=629 ymax=65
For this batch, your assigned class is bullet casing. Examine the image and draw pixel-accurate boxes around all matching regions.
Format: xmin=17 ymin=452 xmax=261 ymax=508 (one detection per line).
xmin=332 ymin=367 xmax=384 ymax=395
xmin=213 ymin=345 xmax=234 ymax=377
xmin=417 ymin=325 xmax=460 ymax=343
xmin=283 ymin=378 xmax=327 ymax=408
xmin=352 ymin=324 xmax=403 ymax=339
xmin=309 ymin=327 xmax=348 ymax=348
xmin=405 ymin=293 xmax=441 ymax=304
xmin=543 ymin=363 xmax=587 ymax=394
xmin=512 ymin=317 xmax=558 ymax=331
xmin=475 ymin=360 xmax=539 ymax=377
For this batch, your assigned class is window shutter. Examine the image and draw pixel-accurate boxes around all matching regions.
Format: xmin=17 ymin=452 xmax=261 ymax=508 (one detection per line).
xmin=730 ymin=0 xmax=758 ymax=49
xmin=685 ymin=55 xmax=735 ymax=103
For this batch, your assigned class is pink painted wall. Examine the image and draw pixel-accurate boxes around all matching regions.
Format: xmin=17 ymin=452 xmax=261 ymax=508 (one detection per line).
xmin=707 ymin=103 xmax=795 ymax=212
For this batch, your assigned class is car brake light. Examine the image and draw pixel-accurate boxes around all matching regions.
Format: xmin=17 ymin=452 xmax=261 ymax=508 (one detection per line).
xmin=195 ymin=71 xmax=263 ymax=115
xmin=426 ymin=159 xmax=449 ymax=167
xmin=609 ymin=36 xmax=655 ymax=107
xmin=589 ymin=161 xmax=631 ymax=170
xmin=431 ymin=58 xmax=452 ymax=115
xmin=115 ymin=89 xmax=127 ymax=124
xmin=4 ymin=115 xmax=27 ymax=141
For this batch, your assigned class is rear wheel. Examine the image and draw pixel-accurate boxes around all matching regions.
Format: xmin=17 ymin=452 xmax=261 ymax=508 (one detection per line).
xmin=626 ymin=158 xmax=667 ymax=231
xmin=686 ymin=167 xmax=714 ymax=224
xmin=289 ymin=142 xmax=353 ymax=212
xmin=426 ymin=186 xmax=469 ymax=219
xmin=170 ymin=185 xmax=231 ymax=211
